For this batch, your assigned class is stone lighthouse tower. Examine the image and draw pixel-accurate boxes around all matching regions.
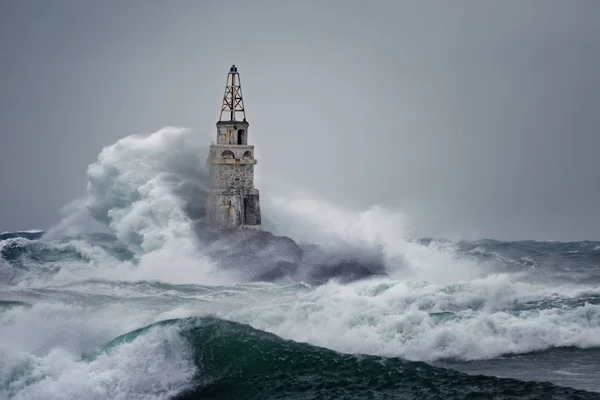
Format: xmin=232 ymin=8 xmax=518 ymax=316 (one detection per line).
xmin=207 ymin=65 xmax=262 ymax=230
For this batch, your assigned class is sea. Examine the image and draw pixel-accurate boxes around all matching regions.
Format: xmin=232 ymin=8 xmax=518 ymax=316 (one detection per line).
xmin=1 ymin=127 xmax=599 ymax=400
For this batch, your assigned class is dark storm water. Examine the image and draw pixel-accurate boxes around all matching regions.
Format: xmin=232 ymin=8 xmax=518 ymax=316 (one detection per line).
xmin=1 ymin=230 xmax=600 ymax=399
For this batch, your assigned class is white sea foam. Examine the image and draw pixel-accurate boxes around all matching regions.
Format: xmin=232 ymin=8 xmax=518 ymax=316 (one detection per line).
xmin=4 ymin=126 xmax=600 ymax=398
xmin=30 ymin=127 xmax=490 ymax=288
xmin=210 ymin=276 xmax=600 ymax=362
xmin=0 ymin=237 xmax=31 ymax=252
xmin=38 ymin=127 xmax=232 ymax=286
xmin=2 ymin=276 xmax=599 ymax=399
xmin=0 ymin=302 xmax=195 ymax=400
xmin=265 ymin=192 xmax=489 ymax=284
xmin=2 ymin=325 xmax=194 ymax=400
xmin=32 ymin=126 xmax=489 ymax=289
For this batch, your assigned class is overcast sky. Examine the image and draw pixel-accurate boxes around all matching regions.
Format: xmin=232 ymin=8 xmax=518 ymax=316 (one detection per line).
xmin=1 ymin=0 xmax=599 ymax=240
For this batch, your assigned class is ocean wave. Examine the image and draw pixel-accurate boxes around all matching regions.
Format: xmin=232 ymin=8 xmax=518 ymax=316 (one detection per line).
xmin=5 ymin=128 xmax=598 ymax=290
xmin=1 ymin=320 xmax=195 ymax=400
xmin=33 ymin=275 xmax=600 ymax=363
xmin=4 ymin=127 xmax=600 ymax=397
xmin=4 ymin=316 xmax=597 ymax=400
xmin=4 ymin=239 xmax=600 ymax=364
xmin=171 ymin=317 xmax=600 ymax=399
xmin=208 ymin=276 xmax=600 ymax=362
xmin=5 ymin=127 xmax=489 ymax=287
xmin=0 ymin=230 xmax=44 ymax=237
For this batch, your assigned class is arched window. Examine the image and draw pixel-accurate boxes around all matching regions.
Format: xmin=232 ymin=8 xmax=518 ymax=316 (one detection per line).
xmin=221 ymin=150 xmax=235 ymax=160
xmin=242 ymin=150 xmax=252 ymax=160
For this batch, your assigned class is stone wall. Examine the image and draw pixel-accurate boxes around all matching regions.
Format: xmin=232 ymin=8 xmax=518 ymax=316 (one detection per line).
xmin=208 ymin=193 xmax=243 ymax=228
xmin=207 ymin=191 xmax=261 ymax=229
xmin=212 ymin=164 xmax=254 ymax=190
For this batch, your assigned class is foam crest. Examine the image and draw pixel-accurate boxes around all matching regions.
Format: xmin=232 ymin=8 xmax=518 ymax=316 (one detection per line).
xmin=1 ymin=322 xmax=195 ymax=400
xmin=217 ymin=276 xmax=600 ymax=361
xmin=0 ymin=301 xmax=197 ymax=400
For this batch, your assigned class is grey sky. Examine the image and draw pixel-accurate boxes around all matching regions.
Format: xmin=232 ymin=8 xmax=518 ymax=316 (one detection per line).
xmin=1 ymin=0 xmax=599 ymax=240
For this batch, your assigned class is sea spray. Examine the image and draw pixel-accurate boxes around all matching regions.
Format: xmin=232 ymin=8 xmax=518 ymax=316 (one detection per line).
xmin=2 ymin=127 xmax=600 ymax=397
xmin=1 ymin=318 xmax=195 ymax=400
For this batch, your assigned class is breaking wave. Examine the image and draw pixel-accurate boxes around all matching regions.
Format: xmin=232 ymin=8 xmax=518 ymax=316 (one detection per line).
xmin=2 ymin=315 xmax=598 ymax=400
xmin=2 ymin=127 xmax=600 ymax=398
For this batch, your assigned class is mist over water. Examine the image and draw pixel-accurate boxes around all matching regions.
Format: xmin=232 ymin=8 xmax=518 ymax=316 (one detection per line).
xmin=1 ymin=128 xmax=600 ymax=399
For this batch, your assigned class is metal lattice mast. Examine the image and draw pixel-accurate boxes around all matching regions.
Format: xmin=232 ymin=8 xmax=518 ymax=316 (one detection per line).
xmin=219 ymin=65 xmax=246 ymax=122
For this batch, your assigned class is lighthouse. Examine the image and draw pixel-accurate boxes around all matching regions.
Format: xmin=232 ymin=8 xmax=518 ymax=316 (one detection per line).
xmin=207 ymin=65 xmax=262 ymax=230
